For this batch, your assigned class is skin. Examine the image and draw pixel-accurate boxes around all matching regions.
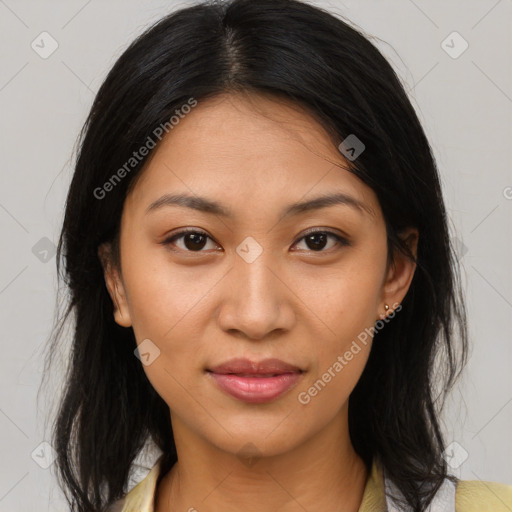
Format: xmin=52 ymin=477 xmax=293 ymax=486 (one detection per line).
xmin=99 ymin=92 xmax=418 ymax=512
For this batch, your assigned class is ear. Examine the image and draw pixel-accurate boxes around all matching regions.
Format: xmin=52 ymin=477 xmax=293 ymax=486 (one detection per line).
xmin=97 ymin=242 xmax=132 ymax=328
xmin=378 ymin=227 xmax=418 ymax=320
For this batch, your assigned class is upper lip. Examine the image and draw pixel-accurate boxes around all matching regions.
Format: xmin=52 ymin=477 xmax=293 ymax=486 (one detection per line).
xmin=207 ymin=358 xmax=302 ymax=375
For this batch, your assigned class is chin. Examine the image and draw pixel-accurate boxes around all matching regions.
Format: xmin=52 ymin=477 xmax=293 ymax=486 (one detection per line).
xmin=199 ymin=414 xmax=311 ymax=462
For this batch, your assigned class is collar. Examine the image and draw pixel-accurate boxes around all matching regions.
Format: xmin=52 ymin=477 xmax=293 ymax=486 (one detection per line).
xmin=121 ymin=454 xmax=387 ymax=512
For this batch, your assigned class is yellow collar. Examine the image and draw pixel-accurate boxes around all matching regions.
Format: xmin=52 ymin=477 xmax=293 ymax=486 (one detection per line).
xmin=117 ymin=454 xmax=512 ymax=511
xmin=119 ymin=455 xmax=386 ymax=512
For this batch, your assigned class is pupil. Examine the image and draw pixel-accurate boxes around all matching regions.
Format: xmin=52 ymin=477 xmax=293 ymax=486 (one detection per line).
xmin=185 ymin=233 xmax=206 ymax=251
xmin=307 ymin=233 xmax=327 ymax=251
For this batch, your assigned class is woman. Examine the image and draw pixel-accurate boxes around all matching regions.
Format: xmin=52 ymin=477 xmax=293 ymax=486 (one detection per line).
xmin=43 ymin=0 xmax=512 ymax=511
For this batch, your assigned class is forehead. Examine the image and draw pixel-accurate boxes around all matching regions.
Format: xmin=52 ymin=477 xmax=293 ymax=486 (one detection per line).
xmin=124 ymin=92 xmax=380 ymax=222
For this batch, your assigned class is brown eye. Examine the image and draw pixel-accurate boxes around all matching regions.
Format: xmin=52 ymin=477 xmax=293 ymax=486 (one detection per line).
xmin=161 ymin=228 xmax=350 ymax=255
xmin=161 ymin=229 xmax=219 ymax=252
xmin=293 ymin=230 xmax=350 ymax=252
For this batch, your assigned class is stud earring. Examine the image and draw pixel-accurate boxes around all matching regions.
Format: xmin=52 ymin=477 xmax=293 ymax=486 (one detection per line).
xmin=377 ymin=304 xmax=389 ymax=322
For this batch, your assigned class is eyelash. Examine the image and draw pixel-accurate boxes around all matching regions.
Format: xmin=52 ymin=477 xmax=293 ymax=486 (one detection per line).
xmin=160 ymin=228 xmax=350 ymax=254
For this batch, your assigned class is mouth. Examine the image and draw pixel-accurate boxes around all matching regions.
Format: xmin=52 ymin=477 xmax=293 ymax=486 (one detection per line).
xmin=206 ymin=358 xmax=304 ymax=404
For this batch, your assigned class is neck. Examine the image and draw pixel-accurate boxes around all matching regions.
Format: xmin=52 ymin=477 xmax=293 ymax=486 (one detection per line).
xmin=156 ymin=410 xmax=369 ymax=512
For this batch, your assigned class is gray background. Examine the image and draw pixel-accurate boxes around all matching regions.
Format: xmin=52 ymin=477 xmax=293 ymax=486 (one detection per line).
xmin=0 ymin=0 xmax=510 ymax=510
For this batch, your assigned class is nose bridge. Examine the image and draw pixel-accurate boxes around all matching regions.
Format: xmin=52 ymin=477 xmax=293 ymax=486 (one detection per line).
xmin=236 ymin=244 xmax=277 ymax=299
xmin=217 ymin=237 xmax=293 ymax=339
xmin=235 ymin=237 xmax=281 ymax=306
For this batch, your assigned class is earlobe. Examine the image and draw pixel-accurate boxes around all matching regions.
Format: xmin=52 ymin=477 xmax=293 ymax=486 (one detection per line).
xmin=379 ymin=227 xmax=419 ymax=318
xmin=110 ymin=279 xmax=132 ymax=328
xmin=97 ymin=243 xmax=132 ymax=328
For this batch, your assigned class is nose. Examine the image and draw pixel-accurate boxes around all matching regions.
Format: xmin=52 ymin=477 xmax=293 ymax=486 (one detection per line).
xmin=216 ymin=250 xmax=296 ymax=341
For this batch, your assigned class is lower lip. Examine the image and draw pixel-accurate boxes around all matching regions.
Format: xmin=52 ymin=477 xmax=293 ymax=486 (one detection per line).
xmin=207 ymin=372 xmax=302 ymax=403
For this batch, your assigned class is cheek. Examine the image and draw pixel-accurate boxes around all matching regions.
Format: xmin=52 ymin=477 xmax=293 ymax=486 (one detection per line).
xmin=120 ymin=248 xmax=212 ymax=397
xmin=294 ymin=249 xmax=384 ymax=402
xmin=122 ymin=242 xmax=215 ymax=340
xmin=298 ymin=261 xmax=384 ymax=345
xmin=296 ymin=312 xmax=373 ymax=423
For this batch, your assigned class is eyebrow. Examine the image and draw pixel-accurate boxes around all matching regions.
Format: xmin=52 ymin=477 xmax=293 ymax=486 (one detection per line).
xmin=145 ymin=192 xmax=374 ymax=219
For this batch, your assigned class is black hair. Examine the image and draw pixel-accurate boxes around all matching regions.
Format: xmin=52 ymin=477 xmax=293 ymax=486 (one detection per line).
xmin=42 ymin=0 xmax=468 ymax=510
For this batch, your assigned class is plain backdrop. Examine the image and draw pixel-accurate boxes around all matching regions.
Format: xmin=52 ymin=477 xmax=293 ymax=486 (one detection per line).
xmin=0 ymin=0 xmax=510 ymax=510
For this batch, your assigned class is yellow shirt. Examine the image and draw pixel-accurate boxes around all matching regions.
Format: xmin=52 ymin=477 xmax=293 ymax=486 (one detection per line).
xmin=110 ymin=454 xmax=512 ymax=511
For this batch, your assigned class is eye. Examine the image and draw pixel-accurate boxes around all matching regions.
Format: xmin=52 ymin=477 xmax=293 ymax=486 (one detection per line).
xmin=161 ymin=229 xmax=220 ymax=253
xmin=160 ymin=228 xmax=350 ymax=254
xmin=292 ymin=229 xmax=350 ymax=252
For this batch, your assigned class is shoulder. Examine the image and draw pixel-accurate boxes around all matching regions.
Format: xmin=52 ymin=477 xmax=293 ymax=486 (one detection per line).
xmin=105 ymin=497 xmax=126 ymax=512
xmin=455 ymin=478 xmax=512 ymax=511
xmin=105 ymin=457 xmax=164 ymax=512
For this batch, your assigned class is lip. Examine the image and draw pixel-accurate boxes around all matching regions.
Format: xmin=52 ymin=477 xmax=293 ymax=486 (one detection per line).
xmin=208 ymin=357 xmax=302 ymax=375
xmin=206 ymin=358 xmax=303 ymax=404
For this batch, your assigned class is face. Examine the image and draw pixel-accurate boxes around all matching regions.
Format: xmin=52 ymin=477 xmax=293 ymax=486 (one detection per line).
xmin=99 ymin=92 xmax=417 ymax=459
